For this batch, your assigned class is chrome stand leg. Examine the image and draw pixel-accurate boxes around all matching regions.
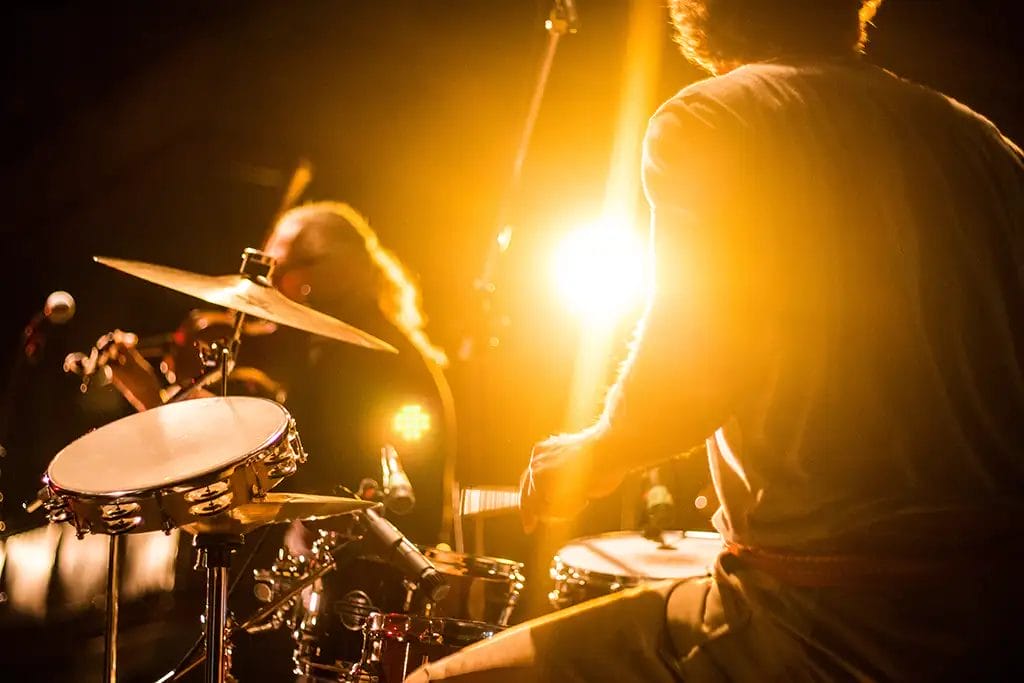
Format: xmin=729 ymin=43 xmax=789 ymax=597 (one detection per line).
xmin=197 ymin=535 xmax=241 ymax=683
xmin=104 ymin=534 xmax=122 ymax=683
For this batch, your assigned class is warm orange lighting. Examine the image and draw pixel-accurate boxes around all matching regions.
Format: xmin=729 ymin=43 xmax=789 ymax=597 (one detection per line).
xmin=551 ymin=217 xmax=647 ymax=325
xmin=392 ymin=403 xmax=431 ymax=442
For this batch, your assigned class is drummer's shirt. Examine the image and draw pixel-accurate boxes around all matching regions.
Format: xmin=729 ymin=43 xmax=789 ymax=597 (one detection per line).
xmin=619 ymin=57 xmax=1024 ymax=554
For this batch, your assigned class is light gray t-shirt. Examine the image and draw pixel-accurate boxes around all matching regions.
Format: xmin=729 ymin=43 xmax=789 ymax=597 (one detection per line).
xmin=629 ymin=58 xmax=1024 ymax=553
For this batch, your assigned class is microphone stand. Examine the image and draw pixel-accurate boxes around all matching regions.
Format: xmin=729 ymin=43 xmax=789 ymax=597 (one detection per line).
xmin=448 ymin=0 xmax=577 ymax=552
xmin=457 ymin=0 xmax=578 ymax=362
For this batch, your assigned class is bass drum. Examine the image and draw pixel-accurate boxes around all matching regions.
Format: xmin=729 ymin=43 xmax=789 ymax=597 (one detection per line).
xmin=549 ymin=530 xmax=723 ymax=609
xmin=291 ymin=542 xmax=526 ymax=680
xmin=359 ymin=613 xmax=502 ymax=682
xmin=292 ymin=537 xmax=412 ymax=681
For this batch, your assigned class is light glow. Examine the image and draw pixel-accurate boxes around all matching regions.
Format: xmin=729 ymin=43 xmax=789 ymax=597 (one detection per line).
xmin=551 ymin=217 xmax=647 ymax=325
xmin=392 ymin=403 xmax=432 ymax=442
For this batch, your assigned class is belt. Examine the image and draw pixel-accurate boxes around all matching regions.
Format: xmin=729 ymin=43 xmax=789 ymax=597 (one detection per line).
xmin=724 ymin=542 xmax=985 ymax=588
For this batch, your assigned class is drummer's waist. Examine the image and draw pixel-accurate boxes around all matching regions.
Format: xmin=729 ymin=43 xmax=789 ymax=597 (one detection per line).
xmin=723 ymin=508 xmax=1024 ymax=588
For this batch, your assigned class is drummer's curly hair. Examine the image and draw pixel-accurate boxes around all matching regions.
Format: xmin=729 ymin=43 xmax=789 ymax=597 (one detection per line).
xmin=275 ymin=201 xmax=448 ymax=368
xmin=669 ymin=0 xmax=884 ymax=73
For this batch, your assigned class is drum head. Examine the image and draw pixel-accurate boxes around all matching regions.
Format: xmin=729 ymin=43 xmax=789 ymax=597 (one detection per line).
xmin=555 ymin=531 xmax=723 ymax=580
xmin=48 ymin=396 xmax=290 ymax=496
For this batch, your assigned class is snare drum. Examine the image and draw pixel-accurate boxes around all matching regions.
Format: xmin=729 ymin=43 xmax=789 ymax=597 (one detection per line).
xmin=549 ymin=530 xmax=723 ymax=609
xmin=41 ymin=396 xmax=304 ymax=536
xmin=420 ymin=548 xmax=525 ymax=626
xmin=359 ymin=614 xmax=501 ymax=682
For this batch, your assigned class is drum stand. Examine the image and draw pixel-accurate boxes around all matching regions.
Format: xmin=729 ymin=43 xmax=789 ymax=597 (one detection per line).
xmin=196 ymin=534 xmax=243 ymax=683
xmin=103 ymin=534 xmax=122 ymax=683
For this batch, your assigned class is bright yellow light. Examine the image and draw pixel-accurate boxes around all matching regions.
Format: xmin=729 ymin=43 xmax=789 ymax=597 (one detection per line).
xmin=551 ymin=217 xmax=647 ymax=324
xmin=392 ymin=404 xmax=431 ymax=442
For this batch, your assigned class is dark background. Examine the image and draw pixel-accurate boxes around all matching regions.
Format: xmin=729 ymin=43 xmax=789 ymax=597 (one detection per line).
xmin=1 ymin=0 xmax=1020 ymax=680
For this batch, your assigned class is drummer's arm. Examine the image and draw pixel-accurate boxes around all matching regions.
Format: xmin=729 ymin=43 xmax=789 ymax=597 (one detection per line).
xmin=105 ymin=332 xmax=166 ymax=411
xmin=585 ymin=206 xmax=755 ymax=491
xmin=106 ymin=332 xmax=214 ymax=410
xmin=563 ymin=102 xmax=766 ymax=494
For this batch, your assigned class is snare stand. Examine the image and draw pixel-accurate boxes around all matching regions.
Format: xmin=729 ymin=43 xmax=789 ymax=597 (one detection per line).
xmin=195 ymin=534 xmax=244 ymax=683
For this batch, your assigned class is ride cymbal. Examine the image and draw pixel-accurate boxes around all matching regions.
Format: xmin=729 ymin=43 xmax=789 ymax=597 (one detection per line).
xmin=94 ymin=256 xmax=397 ymax=353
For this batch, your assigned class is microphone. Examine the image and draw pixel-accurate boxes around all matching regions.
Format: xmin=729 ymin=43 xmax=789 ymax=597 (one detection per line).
xmin=24 ymin=291 xmax=76 ymax=361
xmin=358 ymin=506 xmax=449 ymax=603
xmin=380 ymin=445 xmax=415 ymax=515
xmin=552 ymin=0 xmax=580 ymax=33
xmin=641 ymin=467 xmax=675 ymax=544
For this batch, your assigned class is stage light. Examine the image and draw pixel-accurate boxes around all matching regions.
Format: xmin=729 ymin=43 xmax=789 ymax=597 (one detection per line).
xmin=551 ymin=217 xmax=647 ymax=325
xmin=392 ymin=403 xmax=432 ymax=442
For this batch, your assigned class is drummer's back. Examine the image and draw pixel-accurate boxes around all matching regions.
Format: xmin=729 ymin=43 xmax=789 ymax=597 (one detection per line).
xmin=677 ymin=59 xmax=1024 ymax=550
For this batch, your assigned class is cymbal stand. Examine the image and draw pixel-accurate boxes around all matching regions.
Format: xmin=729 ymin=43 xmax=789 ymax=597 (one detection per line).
xmin=195 ymin=534 xmax=243 ymax=683
xmin=170 ymin=248 xmax=277 ymax=682
xmin=167 ymin=248 xmax=277 ymax=404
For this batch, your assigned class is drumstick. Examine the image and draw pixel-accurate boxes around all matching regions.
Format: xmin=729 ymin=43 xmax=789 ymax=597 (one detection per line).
xmin=260 ymin=157 xmax=314 ymax=251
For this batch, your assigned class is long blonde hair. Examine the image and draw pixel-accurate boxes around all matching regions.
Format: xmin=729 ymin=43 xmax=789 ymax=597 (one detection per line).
xmin=274 ymin=201 xmax=449 ymax=368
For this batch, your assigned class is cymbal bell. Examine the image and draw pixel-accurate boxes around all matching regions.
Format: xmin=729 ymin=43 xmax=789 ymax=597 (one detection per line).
xmin=94 ymin=256 xmax=397 ymax=353
xmin=182 ymin=492 xmax=378 ymax=535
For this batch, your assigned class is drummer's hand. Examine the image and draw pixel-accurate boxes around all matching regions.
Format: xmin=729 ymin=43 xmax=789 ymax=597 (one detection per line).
xmin=519 ymin=432 xmax=620 ymax=534
xmin=284 ymin=520 xmax=315 ymax=558
xmin=104 ymin=331 xmax=164 ymax=412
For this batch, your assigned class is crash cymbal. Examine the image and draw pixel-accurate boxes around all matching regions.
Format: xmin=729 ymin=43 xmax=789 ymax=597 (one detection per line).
xmin=94 ymin=256 xmax=397 ymax=353
xmin=183 ymin=492 xmax=378 ymax=535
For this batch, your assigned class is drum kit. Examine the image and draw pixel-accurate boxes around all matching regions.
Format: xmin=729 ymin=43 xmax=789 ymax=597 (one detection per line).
xmin=26 ymin=245 xmax=724 ymax=682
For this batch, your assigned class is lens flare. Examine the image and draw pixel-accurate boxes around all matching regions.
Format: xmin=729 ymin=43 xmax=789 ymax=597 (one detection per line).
xmin=551 ymin=218 xmax=647 ymax=324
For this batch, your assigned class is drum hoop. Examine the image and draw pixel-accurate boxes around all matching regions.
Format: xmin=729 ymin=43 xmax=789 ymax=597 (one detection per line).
xmin=46 ymin=397 xmax=291 ymax=497
xmin=367 ymin=613 xmax=504 ymax=636
xmin=45 ymin=450 xmax=269 ymax=502
xmin=422 ymin=548 xmax=525 ymax=578
xmin=551 ymin=530 xmax=723 ymax=585
xmin=550 ymin=554 xmax=647 ymax=587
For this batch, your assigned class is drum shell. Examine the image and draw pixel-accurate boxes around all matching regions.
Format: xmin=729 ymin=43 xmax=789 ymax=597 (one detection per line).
xmin=548 ymin=530 xmax=722 ymax=610
xmin=42 ymin=400 xmax=303 ymax=536
xmin=360 ymin=614 xmax=501 ymax=682
xmin=293 ymin=553 xmax=412 ymax=679
xmin=421 ymin=548 xmax=525 ymax=626
xmin=548 ymin=556 xmax=646 ymax=610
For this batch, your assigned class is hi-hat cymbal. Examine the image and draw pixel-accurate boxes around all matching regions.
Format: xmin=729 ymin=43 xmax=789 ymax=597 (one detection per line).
xmin=183 ymin=492 xmax=378 ymax=535
xmin=94 ymin=256 xmax=397 ymax=353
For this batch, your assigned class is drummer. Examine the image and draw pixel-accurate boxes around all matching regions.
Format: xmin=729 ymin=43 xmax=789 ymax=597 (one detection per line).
xmin=409 ymin=1 xmax=1024 ymax=682
xmin=106 ymin=200 xmax=450 ymax=542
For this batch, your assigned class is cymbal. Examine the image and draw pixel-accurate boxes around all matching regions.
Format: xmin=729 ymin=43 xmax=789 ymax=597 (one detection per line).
xmin=94 ymin=256 xmax=397 ymax=353
xmin=183 ymin=492 xmax=378 ymax=535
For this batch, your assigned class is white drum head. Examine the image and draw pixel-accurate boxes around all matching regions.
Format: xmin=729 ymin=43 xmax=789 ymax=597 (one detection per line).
xmin=556 ymin=531 xmax=723 ymax=580
xmin=48 ymin=396 xmax=290 ymax=496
